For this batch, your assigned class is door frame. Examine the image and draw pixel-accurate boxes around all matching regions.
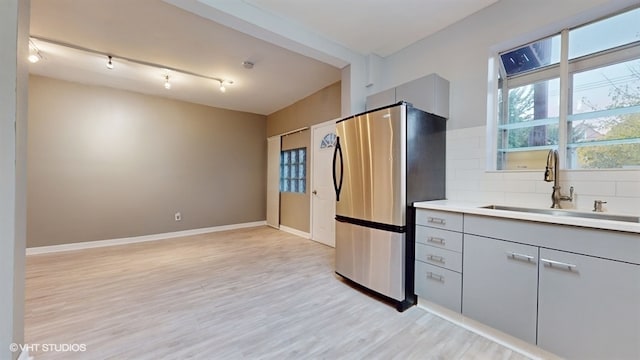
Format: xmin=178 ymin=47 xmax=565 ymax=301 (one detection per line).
xmin=309 ymin=118 xmax=339 ymax=247
xmin=266 ymin=135 xmax=281 ymax=229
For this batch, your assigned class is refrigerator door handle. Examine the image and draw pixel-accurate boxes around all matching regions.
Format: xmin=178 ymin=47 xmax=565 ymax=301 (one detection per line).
xmin=332 ymin=136 xmax=343 ymax=201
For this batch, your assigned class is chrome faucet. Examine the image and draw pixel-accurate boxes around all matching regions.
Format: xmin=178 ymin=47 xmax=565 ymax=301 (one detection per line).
xmin=544 ymin=149 xmax=573 ymax=209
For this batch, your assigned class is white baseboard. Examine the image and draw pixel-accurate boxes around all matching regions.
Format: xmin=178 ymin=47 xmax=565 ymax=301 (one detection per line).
xmin=279 ymin=225 xmax=311 ymax=239
xmin=26 ymin=221 xmax=267 ymax=255
xmin=416 ymin=298 xmax=561 ymax=360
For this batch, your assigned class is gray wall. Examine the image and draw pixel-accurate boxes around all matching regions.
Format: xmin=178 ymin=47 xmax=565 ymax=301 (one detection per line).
xmin=1 ymin=1 xmax=28 ymax=359
xmin=27 ymin=75 xmax=267 ymax=247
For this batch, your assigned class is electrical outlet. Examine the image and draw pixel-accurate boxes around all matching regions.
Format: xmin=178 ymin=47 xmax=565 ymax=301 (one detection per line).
xmin=174 ymin=212 xmax=181 ymax=221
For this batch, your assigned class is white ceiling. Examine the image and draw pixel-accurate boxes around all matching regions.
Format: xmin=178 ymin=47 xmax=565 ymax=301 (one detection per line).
xmin=29 ymin=0 xmax=498 ymax=115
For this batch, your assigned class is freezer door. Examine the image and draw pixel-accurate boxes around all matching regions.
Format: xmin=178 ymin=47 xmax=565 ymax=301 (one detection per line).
xmin=335 ymin=220 xmax=405 ymax=301
xmin=335 ymin=105 xmax=406 ymax=227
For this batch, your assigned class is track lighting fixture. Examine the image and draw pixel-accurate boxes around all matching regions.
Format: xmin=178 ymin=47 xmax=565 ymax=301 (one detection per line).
xmin=29 ymin=37 xmax=235 ymax=95
xmin=28 ymin=39 xmax=42 ymax=63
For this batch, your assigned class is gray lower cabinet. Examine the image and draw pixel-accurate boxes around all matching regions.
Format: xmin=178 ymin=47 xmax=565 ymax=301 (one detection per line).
xmin=415 ymin=261 xmax=462 ymax=312
xmin=462 ymin=234 xmax=538 ymax=344
xmin=462 ymin=213 xmax=640 ymax=359
xmin=415 ymin=209 xmax=463 ymax=312
xmin=537 ymin=248 xmax=640 ymax=360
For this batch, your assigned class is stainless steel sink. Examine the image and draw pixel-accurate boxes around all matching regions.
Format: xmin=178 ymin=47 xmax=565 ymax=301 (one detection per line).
xmin=480 ymin=205 xmax=640 ymax=223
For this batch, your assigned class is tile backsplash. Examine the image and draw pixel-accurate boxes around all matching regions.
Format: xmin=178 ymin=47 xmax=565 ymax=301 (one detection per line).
xmin=446 ymin=126 xmax=640 ymax=215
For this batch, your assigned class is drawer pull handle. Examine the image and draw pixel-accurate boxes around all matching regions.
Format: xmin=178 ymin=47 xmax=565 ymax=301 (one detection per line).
xmin=507 ymin=252 xmax=535 ymax=262
xmin=541 ymin=258 xmax=577 ymax=270
xmin=427 ymin=217 xmax=446 ymax=225
xmin=426 ymin=272 xmax=444 ymax=282
xmin=427 ymin=254 xmax=445 ymax=263
xmin=427 ymin=237 xmax=446 ymax=245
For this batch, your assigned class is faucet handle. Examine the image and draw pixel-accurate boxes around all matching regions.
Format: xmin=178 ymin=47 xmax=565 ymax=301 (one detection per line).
xmin=593 ymin=200 xmax=607 ymax=212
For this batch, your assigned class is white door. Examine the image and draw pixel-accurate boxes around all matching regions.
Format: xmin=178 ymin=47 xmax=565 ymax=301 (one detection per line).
xmin=266 ymin=136 xmax=280 ymax=229
xmin=310 ymin=120 xmax=337 ymax=247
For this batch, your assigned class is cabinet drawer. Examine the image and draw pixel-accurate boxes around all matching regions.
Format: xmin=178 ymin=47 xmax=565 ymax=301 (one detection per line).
xmin=416 ymin=209 xmax=463 ymax=232
xmin=415 ymin=226 xmax=462 ymax=253
xmin=415 ymin=261 xmax=462 ymax=313
xmin=416 ymin=243 xmax=462 ymax=273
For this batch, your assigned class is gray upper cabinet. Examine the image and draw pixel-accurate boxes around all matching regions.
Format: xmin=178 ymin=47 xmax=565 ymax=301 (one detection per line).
xmin=365 ymin=88 xmax=396 ymax=110
xmin=366 ymin=74 xmax=450 ymax=118
xmin=537 ymin=248 xmax=640 ymax=360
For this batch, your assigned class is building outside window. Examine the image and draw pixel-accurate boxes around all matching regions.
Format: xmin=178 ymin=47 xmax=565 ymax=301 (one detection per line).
xmin=280 ymin=147 xmax=306 ymax=193
xmin=495 ymin=6 xmax=640 ymax=170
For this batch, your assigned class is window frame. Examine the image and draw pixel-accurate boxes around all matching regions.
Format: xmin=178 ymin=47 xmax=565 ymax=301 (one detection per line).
xmin=491 ymin=7 xmax=640 ymax=171
xmin=279 ymin=147 xmax=307 ymax=194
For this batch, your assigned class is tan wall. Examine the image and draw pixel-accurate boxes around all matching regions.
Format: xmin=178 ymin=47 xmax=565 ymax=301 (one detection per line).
xmin=280 ymin=130 xmax=310 ymax=232
xmin=267 ymin=82 xmax=341 ymax=137
xmin=267 ymin=81 xmax=341 ymax=233
xmin=27 ymin=75 xmax=267 ymax=247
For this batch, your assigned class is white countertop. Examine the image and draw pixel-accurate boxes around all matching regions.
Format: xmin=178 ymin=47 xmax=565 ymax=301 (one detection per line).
xmin=414 ymin=200 xmax=640 ymax=234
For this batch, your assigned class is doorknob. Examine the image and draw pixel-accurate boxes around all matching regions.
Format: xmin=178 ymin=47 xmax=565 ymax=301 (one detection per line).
xmin=312 ymin=190 xmax=317 ymax=195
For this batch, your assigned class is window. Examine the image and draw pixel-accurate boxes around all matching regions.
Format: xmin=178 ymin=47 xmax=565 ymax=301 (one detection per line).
xmin=280 ymin=148 xmax=306 ymax=193
xmin=495 ymin=6 xmax=640 ymax=170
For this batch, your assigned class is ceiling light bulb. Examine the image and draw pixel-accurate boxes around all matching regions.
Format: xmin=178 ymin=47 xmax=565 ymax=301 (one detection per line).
xmin=106 ymin=56 xmax=114 ymax=70
xmin=164 ymin=75 xmax=171 ymax=90
xmin=219 ymin=84 xmax=226 ymax=93
xmin=28 ymin=40 xmax=42 ymax=63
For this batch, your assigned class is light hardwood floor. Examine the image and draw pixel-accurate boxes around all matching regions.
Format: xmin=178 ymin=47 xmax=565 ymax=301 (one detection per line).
xmin=25 ymin=226 xmax=530 ymax=360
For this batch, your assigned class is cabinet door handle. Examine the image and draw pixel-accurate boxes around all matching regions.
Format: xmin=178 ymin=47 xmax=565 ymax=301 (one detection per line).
xmin=427 ymin=217 xmax=446 ymax=225
xmin=541 ymin=258 xmax=577 ymax=270
xmin=427 ymin=254 xmax=445 ymax=263
xmin=506 ymin=252 xmax=535 ymax=262
xmin=426 ymin=272 xmax=444 ymax=282
xmin=427 ymin=237 xmax=446 ymax=245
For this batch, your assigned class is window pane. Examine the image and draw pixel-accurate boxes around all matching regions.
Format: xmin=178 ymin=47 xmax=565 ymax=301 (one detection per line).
xmin=497 ymin=78 xmax=560 ymax=170
xmin=569 ymin=7 xmax=640 ymax=60
xmin=500 ymin=35 xmax=560 ymax=76
xmin=571 ymin=142 xmax=640 ymax=169
xmin=572 ymin=59 xmax=640 ymax=114
xmin=505 ymin=79 xmax=560 ymax=125
xmin=279 ymin=148 xmax=306 ymax=193
xmin=569 ymin=59 xmax=640 ymax=169
xmin=298 ymin=149 xmax=306 ymax=163
xmin=499 ymin=149 xmax=552 ymax=170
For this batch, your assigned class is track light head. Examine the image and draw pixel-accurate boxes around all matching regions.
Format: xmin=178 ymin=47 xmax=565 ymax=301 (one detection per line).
xmin=28 ymin=40 xmax=42 ymax=63
xmin=106 ymin=56 xmax=114 ymax=70
xmin=164 ymin=75 xmax=171 ymax=90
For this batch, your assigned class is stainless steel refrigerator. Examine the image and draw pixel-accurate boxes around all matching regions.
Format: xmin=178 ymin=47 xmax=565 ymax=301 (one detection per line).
xmin=332 ymin=102 xmax=446 ymax=311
